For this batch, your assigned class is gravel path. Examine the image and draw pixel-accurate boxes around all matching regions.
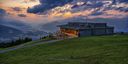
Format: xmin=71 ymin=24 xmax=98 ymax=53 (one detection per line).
xmin=0 ymin=40 xmax=60 ymax=54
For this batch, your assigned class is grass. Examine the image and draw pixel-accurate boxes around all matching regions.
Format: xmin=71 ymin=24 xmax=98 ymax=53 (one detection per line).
xmin=0 ymin=48 xmax=4 ymax=50
xmin=24 ymin=37 xmax=54 ymax=46
xmin=0 ymin=35 xmax=128 ymax=64
xmin=0 ymin=37 xmax=53 ymax=51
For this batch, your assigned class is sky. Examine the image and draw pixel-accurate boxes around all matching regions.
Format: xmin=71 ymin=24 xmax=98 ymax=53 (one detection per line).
xmin=0 ymin=0 xmax=128 ymax=32
xmin=0 ymin=0 xmax=74 ymax=24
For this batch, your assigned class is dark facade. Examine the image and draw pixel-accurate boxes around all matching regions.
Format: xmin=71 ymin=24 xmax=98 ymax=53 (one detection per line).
xmin=58 ymin=22 xmax=114 ymax=37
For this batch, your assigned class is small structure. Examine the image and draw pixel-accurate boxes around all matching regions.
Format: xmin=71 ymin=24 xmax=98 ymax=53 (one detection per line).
xmin=57 ymin=22 xmax=114 ymax=37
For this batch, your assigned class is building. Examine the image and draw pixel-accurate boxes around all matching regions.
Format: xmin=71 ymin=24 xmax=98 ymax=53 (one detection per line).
xmin=57 ymin=22 xmax=114 ymax=37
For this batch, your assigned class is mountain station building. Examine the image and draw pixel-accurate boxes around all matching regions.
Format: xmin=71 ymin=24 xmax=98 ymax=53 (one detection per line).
xmin=57 ymin=22 xmax=114 ymax=37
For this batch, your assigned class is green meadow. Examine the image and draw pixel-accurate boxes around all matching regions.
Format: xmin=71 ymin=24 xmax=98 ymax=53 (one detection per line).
xmin=0 ymin=35 xmax=128 ymax=64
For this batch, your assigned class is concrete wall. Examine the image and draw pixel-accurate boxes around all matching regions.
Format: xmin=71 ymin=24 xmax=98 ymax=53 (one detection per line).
xmin=93 ymin=28 xmax=106 ymax=35
xmin=79 ymin=29 xmax=92 ymax=36
xmin=106 ymin=28 xmax=114 ymax=34
xmin=79 ymin=28 xmax=114 ymax=37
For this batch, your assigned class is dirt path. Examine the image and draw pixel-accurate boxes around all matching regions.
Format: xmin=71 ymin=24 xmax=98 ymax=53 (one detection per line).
xmin=0 ymin=40 xmax=60 ymax=54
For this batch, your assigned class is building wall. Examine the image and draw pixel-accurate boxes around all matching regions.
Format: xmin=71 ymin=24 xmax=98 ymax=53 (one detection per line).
xmin=93 ymin=28 xmax=106 ymax=35
xmin=79 ymin=28 xmax=114 ymax=36
xmin=93 ymin=23 xmax=107 ymax=27
xmin=79 ymin=29 xmax=92 ymax=36
xmin=106 ymin=28 xmax=114 ymax=34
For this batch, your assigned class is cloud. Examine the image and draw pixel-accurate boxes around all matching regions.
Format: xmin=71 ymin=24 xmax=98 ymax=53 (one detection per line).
xmin=0 ymin=8 xmax=6 ymax=17
xmin=87 ymin=1 xmax=104 ymax=8
xmin=12 ymin=7 xmax=21 ymax=12
xmin=27 ymin=0 xmax=73 ymax=13
xmin=0 ymin=8 xmax=7 ymax=22
xmin=91 ymin=11 xmax=104 ymax=16
xmin=117 ymin=0 xmax=128 ymax=3
xmin=27 ymin=0 xmax=128 ymax=15
xmin=116 ymin=7 xmax=128 ymax=12
xmin=23 ymin=0 xmax=37 ymax=3
xmin=30 ymin=0 xmax=36 ymax=2
xmin=18 ymin=14 xmax=27 ymax=17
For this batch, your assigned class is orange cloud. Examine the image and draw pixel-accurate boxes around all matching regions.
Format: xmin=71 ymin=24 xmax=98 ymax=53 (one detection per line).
xmin=105 ymin=10 xmax=128 ymax=15
xmin=63 ymin=12 xmax=73 ymax=18
xmin=1 ymin=0 xmax=39 ymax=8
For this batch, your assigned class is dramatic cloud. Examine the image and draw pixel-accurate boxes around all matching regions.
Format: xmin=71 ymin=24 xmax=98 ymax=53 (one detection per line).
xmin=116 ymin=7 xmax=128 ymax=12
xmin=27 ymin=0 xmax=73 ymax=13
xmin=23 ymin=0 xmax=37 ymax=3
xmin=18 ymin=14 xmax=27 ymax=17
xmin=117 ymin=0 xmax=128 ymax=3
xmin=12 ymin=7 xmax=21 ymax=12
xmin=29 ymin=0 xmax=36 ymax=2
xmin=0 ymin=8 xmax=7 ymax=22
xmin=0 ymin=8 xmax=6 ymax=17
xmin=91 ymin=11 xmax=104 ymax=16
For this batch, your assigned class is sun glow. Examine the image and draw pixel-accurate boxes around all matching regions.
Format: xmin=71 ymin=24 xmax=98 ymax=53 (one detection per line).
xmin=63 ymin=12 xmax=72 ymax=18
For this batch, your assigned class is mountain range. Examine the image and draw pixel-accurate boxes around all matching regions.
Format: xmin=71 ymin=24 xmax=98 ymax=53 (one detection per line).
xmin=0 ymin=24 xmax=23 ymax=42
xmin=0 ymin=24 xmax=48 ymax=43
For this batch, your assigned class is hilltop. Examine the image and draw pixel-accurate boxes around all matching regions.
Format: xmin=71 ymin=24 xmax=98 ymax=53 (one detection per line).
xmin=0 ymin=35 xmax=128 ymax=64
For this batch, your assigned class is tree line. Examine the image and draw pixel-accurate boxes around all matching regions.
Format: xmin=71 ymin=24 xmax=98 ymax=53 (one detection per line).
xmin=0 ymin=37 xmax=32 ymax=48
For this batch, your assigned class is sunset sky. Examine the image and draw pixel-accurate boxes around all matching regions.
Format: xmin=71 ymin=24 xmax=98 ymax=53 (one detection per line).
xmin=0 ymin=0 xmax=128 ymax=32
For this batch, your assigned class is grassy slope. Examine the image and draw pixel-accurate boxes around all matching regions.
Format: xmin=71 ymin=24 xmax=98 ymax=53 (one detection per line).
xmin=0 ymin=48 xmax=4 ymax=50
xmin=0 ymin=38 xmax=53 ymax=51
xmin=0 ymin=35 xmax=128 ymax=64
